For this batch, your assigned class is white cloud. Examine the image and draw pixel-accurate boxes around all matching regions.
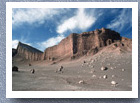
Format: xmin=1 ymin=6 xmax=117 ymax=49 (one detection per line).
xmin=12 ymin=40 xmax=19 ymax=49
xmin=37 ymin=34 xmax=65 ymax=51
xmin=107 ymin=9 xmax=132 ymax=32
xmin=57 ymin=8 xmax=96 ymax=34
xmin=12 ymin=35 xmax=64 ymax=51
xmin=36 ymin=8 xmax=98 ymax=51
xmin=12 ymin=8 xmax=67 ymax=26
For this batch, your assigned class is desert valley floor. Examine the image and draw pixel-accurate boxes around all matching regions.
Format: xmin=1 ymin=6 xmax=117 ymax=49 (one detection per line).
xmin=12 ymin=49 xmax=132 ymax=91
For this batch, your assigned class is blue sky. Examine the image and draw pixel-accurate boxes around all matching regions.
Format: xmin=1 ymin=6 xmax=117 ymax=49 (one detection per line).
xmin=12 ymin=8 xmax=132 ymax=51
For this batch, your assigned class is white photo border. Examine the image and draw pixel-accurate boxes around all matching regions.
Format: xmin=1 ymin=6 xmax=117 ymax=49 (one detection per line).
xmin=6 ymin=2 xmax=138 ymax=98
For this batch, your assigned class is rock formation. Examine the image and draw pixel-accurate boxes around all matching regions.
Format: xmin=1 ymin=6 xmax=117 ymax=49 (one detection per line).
xmin=12 ymin=66 xmax=18 ymax=72
xmin=16 ymin=42 xmax=43 ymax=61
xmin=42 ymin=33 xmax=74 ymax=61
xmin=12 ymin=28 xmax=132 ymax=61
xmin=43 ymin=28 xmax=122 ymax=60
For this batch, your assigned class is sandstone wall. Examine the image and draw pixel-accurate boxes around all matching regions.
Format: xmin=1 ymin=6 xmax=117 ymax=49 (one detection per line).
xmin=43 ymin=28 xmax=121 ymax=60
xmin=43 ymin=34 xmax=74 ymax=60
xmin=72 ymin=28 xmax=121 ymax=57
xmin=17 ymin=42 xmax=43 ymax=61
xmin=15 ymin=28 xmax=124 ymax=61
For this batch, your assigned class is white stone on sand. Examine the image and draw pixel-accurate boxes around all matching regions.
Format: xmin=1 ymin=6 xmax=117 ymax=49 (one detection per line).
xmin=103 ymin=75 xmax=107 ymax=79
xmin=79 ymin=80 xmax=84 ymax=84
xmin=111 ymin=81 xmax=118 ymax=87
xmin=92 ymin=75 xmax=96 ymax=78
xmin=101 ymin=66 xmax=108 ymax=71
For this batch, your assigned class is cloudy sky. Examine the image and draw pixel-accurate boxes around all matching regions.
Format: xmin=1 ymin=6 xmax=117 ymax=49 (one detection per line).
xmin=12 ymin=8 xmax=132 ymax=51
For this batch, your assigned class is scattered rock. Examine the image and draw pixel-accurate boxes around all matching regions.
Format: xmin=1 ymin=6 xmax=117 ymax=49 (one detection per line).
xmin=103 ymin=75 xmax=107 ymax=79
xmin=56 ymin=66 xmax=64 ymax=73
xmin=122 ymin=69 xmax=125 ymax=71
xmin=29 ymin=63 xmax=32 ymax=66
xmin=92 ymin=75 xmax=96 ymax=78
xmin=111 ymin=81 xmax=118 ymax=87
xmin=30 ymin=69 xmax=35 ymax=74
xmin=12 ymin=66 xmax=18 ymax=72
xmin=78 ymin=80 xmax=85 ymax=84
xmin=110 ymin=67 xmax=114 ymax=70
xmin=101 ymin=66 xmax=108 ymax=71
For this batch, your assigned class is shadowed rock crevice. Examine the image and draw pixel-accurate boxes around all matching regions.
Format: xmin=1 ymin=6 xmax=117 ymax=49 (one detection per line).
xmin=12 ymin=48 xmax=17 ymax=57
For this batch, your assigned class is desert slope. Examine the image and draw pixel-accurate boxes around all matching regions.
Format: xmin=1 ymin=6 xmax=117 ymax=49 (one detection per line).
xmin=12 ymin=28 xmax=132 ymax=91
xmin=12 ymin=45 xmax=132 ymax=91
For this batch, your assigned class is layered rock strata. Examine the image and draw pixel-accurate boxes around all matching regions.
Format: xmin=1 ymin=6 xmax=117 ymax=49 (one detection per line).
xmin=16 ymin=42 xmax=43 ymax=61
xmin=13 ymin=28 xmax=132 ymax=61
xmin=43 ymin=28 xmax=122 ymax=60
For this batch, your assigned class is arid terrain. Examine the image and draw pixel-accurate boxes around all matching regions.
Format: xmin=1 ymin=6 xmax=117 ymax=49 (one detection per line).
xmin=12 ymin=28 xmax=132 ymax=91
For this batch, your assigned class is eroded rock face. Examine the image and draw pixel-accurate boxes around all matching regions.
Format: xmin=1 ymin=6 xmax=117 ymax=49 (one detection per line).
xmin=16 ymin=42 xmax=43 ymax=61
xmin=43 ymin=28 xmax=121 ymax=60
xmin=42 ymin=33 xmax=74 ymax=60
xmin=111 ymin=37 xmax=132 ymax=53
xmin=13 ymin=28 xmax=131 ymax=61
xmin=120 ymin=37 xmax=132 ymax=51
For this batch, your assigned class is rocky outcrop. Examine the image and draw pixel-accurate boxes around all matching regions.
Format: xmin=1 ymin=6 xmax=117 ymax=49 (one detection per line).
xmin=12 ymin=66 xmax=18 ymax=72
xmin=121 ymin=37 xmax=132 ymax=51
xmin=111 ymin=37 xmax=132 ymax=53
xmin=13 ymin=28 xmax=131 ymax=61
xmin=43 ymin=28 xmax=122 ymax=60
xmin=16 ymin=42 xmax=43 ymax=61
xmin=42 ymin=33 xmax=74 ymax=60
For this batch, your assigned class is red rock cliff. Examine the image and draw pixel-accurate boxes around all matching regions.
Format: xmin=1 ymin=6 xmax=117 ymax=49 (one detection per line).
xmin=43 ymin=28 xmax=122 ymax=60
xmin=14 ymin=28 xmax=131 ymax=61
xmin=42 ymin=33 xmax=74 ymax=60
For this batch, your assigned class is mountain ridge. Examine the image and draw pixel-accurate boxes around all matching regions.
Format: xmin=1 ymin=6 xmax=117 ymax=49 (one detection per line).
xmin=13 ymin=28 xmax=132 ymax=62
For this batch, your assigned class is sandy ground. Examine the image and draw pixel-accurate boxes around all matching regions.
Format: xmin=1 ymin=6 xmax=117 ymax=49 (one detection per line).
xmin=12 ymin=50 xmax=132 ymax=91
